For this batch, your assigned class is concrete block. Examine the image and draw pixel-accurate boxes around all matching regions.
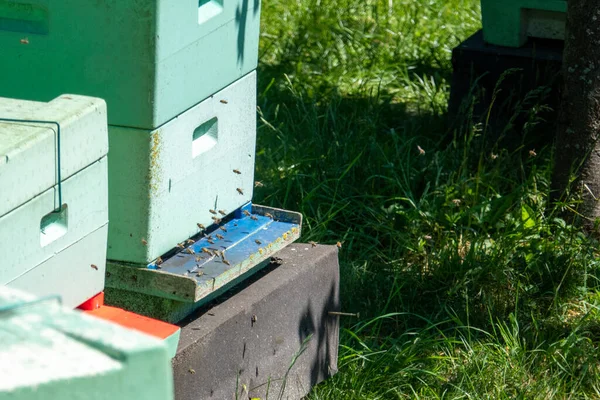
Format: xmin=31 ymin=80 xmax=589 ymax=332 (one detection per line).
xmin=481 ymin=0 xmax=566 ymax=47
xmin=107 ymin=72 xmax=257 ymax=264
xmin=0 ymin=285 xmax=174 ymax=400
xmin=172 ymin=243 xmax=340 ymax=400
xmin=0 ymin=0 xmax=261 ymax=129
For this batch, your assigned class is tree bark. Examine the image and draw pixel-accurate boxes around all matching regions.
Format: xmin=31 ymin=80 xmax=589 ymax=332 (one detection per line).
xmin=551 ymin=0 xmax=600 ymax=234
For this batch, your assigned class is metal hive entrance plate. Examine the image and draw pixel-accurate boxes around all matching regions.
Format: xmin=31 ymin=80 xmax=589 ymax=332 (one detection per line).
xmin=105 ymin=203 xmax=302 ymax=304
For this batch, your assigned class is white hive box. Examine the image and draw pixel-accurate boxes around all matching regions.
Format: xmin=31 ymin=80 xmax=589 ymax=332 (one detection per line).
xmin=0 ymin=95 xmax=109 ymax=307
xmin=0 ymin=285 xmax=173 ymax=400
xmin=108 ymin=71 xmax=257 ymax=264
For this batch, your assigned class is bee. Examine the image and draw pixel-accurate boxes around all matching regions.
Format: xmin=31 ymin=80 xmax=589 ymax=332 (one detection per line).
xmin=220 ymin=99 xmax=228 ymax=104
xmin=207 ymin=239 xmax=215 ymax=244
xmin=265 ymin=213 xmax=274 ymax=219
xmin=141 ymin=238 xmax=148 ymax=246
xmin=211 ymin=216 xmax=222 ymax=223
xmin=206 ymin=234 xmax=214 ymax=240
xmin=186 ymin=248 xmax=196 ymax=254
xmin=20 ymin=37 xmax=29 ymax=45
xmin=187 ymin=239 xmax=195 ymax=244
xmin=196 ymin=271 xmax=205 ymax=277
xmin=202 ymin=248 xmax=212 ymax=254
xmin=189 ymin=369 xmax=196 ymax=374
xmin=254 ymin=181 xmax=264 ymax=188
xmin=255 ymin=239 xmax=262 ymax=245
xmin=176 ymin=243 xmax=185 ymax=249
xmin=218 ymin=210 xmax=227 ymax=216
xmin=219 ymin=226 xmax=227 ymax=232
xmin=90 ymin=264 xmax=98 ymax=270
xmin=336 ymin=241 xmax=343 ymax=249
xmin=195 ymin=256 xmax=203 ymax=262
xmin=209 ymin=209 xmax=217 ymax=215
xmin=236 ymin=188 xmax=244 ymax=195
xmin=242 ymin=210 xmax=251 ymax=217
xmin=233 ymin=169 xmax=241 ymax=174
xmin=197 ymin=223 xmax=205 ymax=230
xmin=309 ymin=241 xmax=317 ymax=247
xmin=156 ymin=256 xmax=163 ymax=265
xmin=529 ymin=149 xmax=537 ymax=157
xmin=251 ymin=315 xmax=257 ymax=324
xmin=223 ymin=259 xmax=231 ymax=266
xmin=216 ymin=233 xmax=225 ymax=240
xmin=417 ymin=145 xmax=426 ymax=155
xmin=250 ymin=215 xmax=258 ymax=221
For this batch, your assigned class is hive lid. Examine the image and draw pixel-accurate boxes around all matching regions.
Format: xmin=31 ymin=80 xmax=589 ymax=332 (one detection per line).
xmin=0 ymin=285 xmax=173 ymax=399
xmin=0 ymin=94 xmax=108 ymax=217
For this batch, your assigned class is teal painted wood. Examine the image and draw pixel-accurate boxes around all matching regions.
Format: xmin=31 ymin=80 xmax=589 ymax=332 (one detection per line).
xmin=107 ymin=72 xmax=257 ymax=264
xmin=0 ymin=159 xmax=109 ymax=307
xmin=0 ymin=95 xmax=108 ymax=217
xmin=0 ymin=286 xmax=173 ymax=400
xmin=0 ymin=0 xmax=261 ymax=129
xmin=8 ymin=224 xmax=108 ymax=308
xmin=481 ymin=0 xmax=567 ymax=47
xmin=0 ymin=95 xmax=108 ymax=307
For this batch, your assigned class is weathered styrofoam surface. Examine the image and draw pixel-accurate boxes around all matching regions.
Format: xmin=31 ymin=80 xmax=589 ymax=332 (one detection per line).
xmin=0 ymin=95 xmax=108 ymax=216
xmin=8 ymin=224 xmax=108 ymax=308
xmin=0 ymin=158 xmax=108 ymax=302
xmin=0 ymin=286 xmax=173 ymax=400
xmin=108 ymin=72 xmax=257 ymax=264
xmin=0 ymin=0 xmax=261 ymax=129
xmin=481 ymin=0 xmax=566 ymax=47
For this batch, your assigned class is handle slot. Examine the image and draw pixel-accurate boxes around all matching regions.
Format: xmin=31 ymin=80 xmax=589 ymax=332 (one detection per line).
xmin=192 ymin=117 xmax=219 ymax=158
xmin=198 ymin=0 xmax=224 ymax=25
xmin=40 ymin=204 xmax=68 ymax=247
xmin=0 ymin=1 xmax=49 ymax=34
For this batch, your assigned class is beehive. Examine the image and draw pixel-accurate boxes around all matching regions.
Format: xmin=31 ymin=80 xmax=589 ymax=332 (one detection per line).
xmin=0 ymin=286 xmax=173 ymax=400
xmin=481 ymin=0 xmax=567 ymax=47
xmin=0 ymin=0 xmax=261 ymax=129
xmin=0 ymin=94 xmax=108 ymax=307
xmin=107 ymin=71 xmax=256 ymax=264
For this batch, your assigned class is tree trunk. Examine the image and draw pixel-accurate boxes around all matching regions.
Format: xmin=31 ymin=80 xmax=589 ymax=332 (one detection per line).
xmin=551 ymin=1 xmax=600 ymax=234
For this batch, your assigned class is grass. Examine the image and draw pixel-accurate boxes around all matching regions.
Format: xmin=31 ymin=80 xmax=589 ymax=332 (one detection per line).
xmin=254 ymin=0 xmax=600 ymax=398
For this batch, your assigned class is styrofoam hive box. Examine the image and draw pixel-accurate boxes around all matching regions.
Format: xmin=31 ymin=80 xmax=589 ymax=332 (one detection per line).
xmin=0 ymin=95 xmax=109 ymax=307
xmin=0 ymin=0 xmax=261 ymax=129
xmin=481 ymin=0 xmax=567 ymax=47
xmin=108 ymin=71 xmax=257 ymax=264
xmin=0 ymin=285 xmax=173 ymax=400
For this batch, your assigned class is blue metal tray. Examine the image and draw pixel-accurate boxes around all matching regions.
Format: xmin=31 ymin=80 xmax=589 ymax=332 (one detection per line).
xmin=105 ymin=203 xmax=302 ymax=303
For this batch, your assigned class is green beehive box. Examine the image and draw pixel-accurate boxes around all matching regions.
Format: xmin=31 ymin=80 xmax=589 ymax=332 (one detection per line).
xmin=481 ymin=0 xmax=567 ymax=47
xmin=107 ymin=71 xmax=256 ymax=264
xmin=0 ymin=286 xmax=173 ymax=400
xmin=0 ymin=94 xmax=109 ymax=307
xmin=0 ymin=0 xmax=261 ymax=129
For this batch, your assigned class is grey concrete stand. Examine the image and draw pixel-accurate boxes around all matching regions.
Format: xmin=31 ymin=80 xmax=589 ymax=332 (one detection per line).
xmin=172 ymin=244 xmax=340 ymax=400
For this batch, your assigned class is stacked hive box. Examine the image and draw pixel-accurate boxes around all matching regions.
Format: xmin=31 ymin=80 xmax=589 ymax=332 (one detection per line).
xmin=480 ymin=0 xmax=567 ymax=47
xmin=0 ymin=285 xmax=173 ymax=400
xmin=0 ymin=0 xmax=261 ymax=265
xmin=0 ymin=95 xmax=109 ymax=308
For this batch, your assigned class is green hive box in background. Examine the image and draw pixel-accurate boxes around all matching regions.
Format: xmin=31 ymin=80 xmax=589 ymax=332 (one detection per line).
xmin=0 ymin=286 xmax=173 ymax=400
xmin=481 ymin=0 xmax=566 ymax=47
xmin=107 ymin=72 xmax=256 ymax=264
xmin=0 ymin=0 xmax=261 ymax=129
xmin=0 ymin=95 xmax=109 ymax=307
